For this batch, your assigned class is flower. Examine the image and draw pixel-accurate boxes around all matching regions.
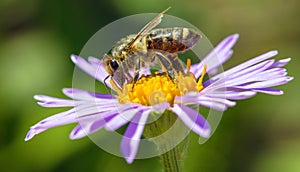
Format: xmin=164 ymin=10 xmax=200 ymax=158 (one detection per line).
xmin=25 ymin=34 xmax=292 ymax=163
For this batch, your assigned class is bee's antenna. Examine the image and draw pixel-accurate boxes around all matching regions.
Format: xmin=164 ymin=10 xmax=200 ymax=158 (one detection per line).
xmin=162 ymin=6 xmax=171 ymax=14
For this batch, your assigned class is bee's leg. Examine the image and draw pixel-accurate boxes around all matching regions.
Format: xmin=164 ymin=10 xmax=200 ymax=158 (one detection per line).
xmin=165 ymin=53 xmax=184 ymax=73
xmin=133 ymin=58 xmax=141 ymax=84
xmin=155 ymin=52 xmax=176 ymax=79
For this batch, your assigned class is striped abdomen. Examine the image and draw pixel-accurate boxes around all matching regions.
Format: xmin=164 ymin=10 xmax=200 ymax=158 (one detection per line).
xmin=146 ymin=27 xmax=201 ymax=53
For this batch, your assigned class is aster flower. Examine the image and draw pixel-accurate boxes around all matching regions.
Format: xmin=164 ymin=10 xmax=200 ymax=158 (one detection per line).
xmin=25 ymin=34 xmax=292 ymax=164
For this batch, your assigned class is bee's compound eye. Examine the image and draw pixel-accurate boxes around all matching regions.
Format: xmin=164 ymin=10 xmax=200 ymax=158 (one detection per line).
xmin=110 ymin=60 xmax=119 ymax=71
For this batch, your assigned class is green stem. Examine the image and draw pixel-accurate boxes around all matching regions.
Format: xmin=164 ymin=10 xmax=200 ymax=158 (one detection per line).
xmin=159 ymin=143 xmax=182 ymax=172
xmin=143 ymin=110 xmax=189 ymax=172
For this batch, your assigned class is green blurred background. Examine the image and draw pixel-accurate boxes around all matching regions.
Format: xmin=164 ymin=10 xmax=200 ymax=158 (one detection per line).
xmin=0 ymin=0 xmax=299 ymax=171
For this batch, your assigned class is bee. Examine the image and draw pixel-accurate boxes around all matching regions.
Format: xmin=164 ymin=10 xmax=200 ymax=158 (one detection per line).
xmin=103 ymin=7 xmax=201 ymax=88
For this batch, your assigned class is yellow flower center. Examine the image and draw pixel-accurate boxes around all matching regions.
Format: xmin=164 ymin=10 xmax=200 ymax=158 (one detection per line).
xmin=110 ymin=59 xmax=206 ymax=106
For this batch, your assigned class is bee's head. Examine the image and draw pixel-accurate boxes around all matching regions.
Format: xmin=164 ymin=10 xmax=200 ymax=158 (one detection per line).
xmin=103 ymin=54 xmax=120 ymax=76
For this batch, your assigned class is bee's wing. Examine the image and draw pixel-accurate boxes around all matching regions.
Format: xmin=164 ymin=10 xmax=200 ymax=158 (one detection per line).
xmin=112 ymin=66 xmax=126 ymax=89
xmin=126 ymin=7 xmax=170 ymax=49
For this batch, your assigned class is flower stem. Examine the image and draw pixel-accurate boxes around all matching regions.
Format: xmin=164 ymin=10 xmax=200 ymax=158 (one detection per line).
xmin=143 ymin=110 xmax=189 ymax=172
xmin=159 ymin=143 xmax=182 ymax=172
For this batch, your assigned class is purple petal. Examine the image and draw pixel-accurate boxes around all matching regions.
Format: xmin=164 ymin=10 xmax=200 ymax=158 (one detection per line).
xmin=254 ymin=68 xmax=287 ymax=80
xmin=25 ymin=109 xmax=75 ymax=141
xmin=209 ymin=50 xmax=278 ymax=82
xmin=34 ymin=95 xmax=75 ymax=107
xmin=69 ymin=114 xmax=116 ymax=139
xmin=171 ymin=104 xmax=210 ymax=138
xmin=121 ymin=110 xmax=151 ymax=164
xmin=206 ymin=60 xmax=274 ymax=89
xmin=202 ymin=52 xmax=291 ymax=98
xmin=62 ymin=88 xmax=116 ymax=101
xmin=203 ymin=59 xmax=276 ymax=93
xmin=25 ymin=128 xmax=37 ymax=141
xmin=197 ymin=96 xmax=236 ymax=110
xmin=176 ymin=94 xmax=236 ymax=111
xmin=204 ymin=91 xmax=257 ymax=100
xmin=269 ymin=58 xmax=291 ymax=68
xmin=105 ymin=105 xmax=144 ymax=131
xmin=25 ymin=101 xmax=125 ymax=141
xmin=251 ymin=88 xmax=283 ymax=95
xmin=207 ymin=50 xmax=233 ymax=75
xmin=206 ymin=59 xmax=275 ymax=90
xmin=71 ymin=55 xmax=113 ymax=89
xmin=234 ymin=76 xmax=293 ymax=89
xmin=151 ymin=102 xmax=170 ymax=112
xmin=87 ymin=56 xmax=103 ymax=67
xmin=25 ymin=110 xmax=80 ymax=141
xmin=190 ymin=34 xmax=239 ymax=78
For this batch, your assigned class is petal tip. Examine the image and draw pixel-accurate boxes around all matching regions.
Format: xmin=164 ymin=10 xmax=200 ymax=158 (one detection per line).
xmin=271 ymin=50 xmax=279 ymax=55
xmin=33 ymin=95 xmax=41 ymax=100
xmin=225 ymin=33 xmax=239 ymax=44
xmin=69 ymin=125 xmax=86 ymax=140
xmin=287 ymin=76 xmax=294 ymax=81
xmin=69 ymin=133 xmax=79 ymax=140
xmin=201 ymin=129 xmax=211 ymax=138
xmin=285 ymin=57 xmax=292 ymax=62
xmin=71 ymin=54 xmax=79 ymax=63
xmin=62 ymin=88 xmax=72 ymax=95
xmin=231 ymin=33 xmax=239 ymax=39
xmin=36 ymin=102 xmax=45 ymax=106
xmin=125 ymin=158 xmax=134 ymax=164
xmin=24 ymin=130 xmax=34 ymax=141
xmin=278 ymin=90 xmax=284 ymax=95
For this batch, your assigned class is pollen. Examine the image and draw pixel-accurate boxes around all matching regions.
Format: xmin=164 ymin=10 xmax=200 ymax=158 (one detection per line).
xmin=116 ymin=73 xmax=180 ymax=106
xmin=110 ymin=60 xmax=207 ymax=106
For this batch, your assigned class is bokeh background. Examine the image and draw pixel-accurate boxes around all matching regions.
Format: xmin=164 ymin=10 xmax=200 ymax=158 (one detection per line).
xmin=0 ymin=0 xmax=299 ymax=172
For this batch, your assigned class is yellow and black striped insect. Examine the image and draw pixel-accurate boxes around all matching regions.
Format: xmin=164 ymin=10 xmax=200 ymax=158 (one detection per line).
xmin=103 ymin=7 xmax=201 ymax=88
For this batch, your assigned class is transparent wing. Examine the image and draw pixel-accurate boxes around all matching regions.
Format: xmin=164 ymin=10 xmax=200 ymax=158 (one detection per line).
xmin=112 ymin=66 xmax=126 ymax=89
xmin=112 ymin=60 xmax=135 ymax=88
xmin=126 ymin=7 xmax=170 ymax=50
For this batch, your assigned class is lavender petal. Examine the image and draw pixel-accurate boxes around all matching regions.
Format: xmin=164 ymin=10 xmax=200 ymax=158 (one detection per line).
xmin=121 ymin=110 xmax=150 ymax=164
xmin=69 ymin=114 xmax=116 ymax=139
xmin=62 ymin=88 xmax=116 ymax=101
xmin=190 ymin=34 xmax=239 ymax=78
xmin=176 ymin=94 xmax=236 ymax=111
xmin=71 ymin=55 xmax=113 ymax=89
xmin=207 ymin=50 xmax=233 ymax=75
xmin=25 ymin=109 xmax=75 ymax=141
xmin=171 ymin=104 xmax=210 ymax=138
xmin=205 ymin=59 xmax=275 ymax=91
xmin=251 ymin=88 xmax=284 ymax=95
xmin=34 ymin=95 xmax=75 ymax=107
xmin=25 ymin=101 xmax=125 ymax=141
xmin=234 ymin=76 xmax=293 ymax=89
xmin=269 ymin=58 xmax=291 ymax=68
xmin=105 ymin=105 xmax=144 ymax=131
xmin=87 ymin=56 xmax=103 ymax=68
xmin=209 ymin=50 xmax=278 ymax=83
xmin=204 ymin=91 xmax=257 ymax=100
